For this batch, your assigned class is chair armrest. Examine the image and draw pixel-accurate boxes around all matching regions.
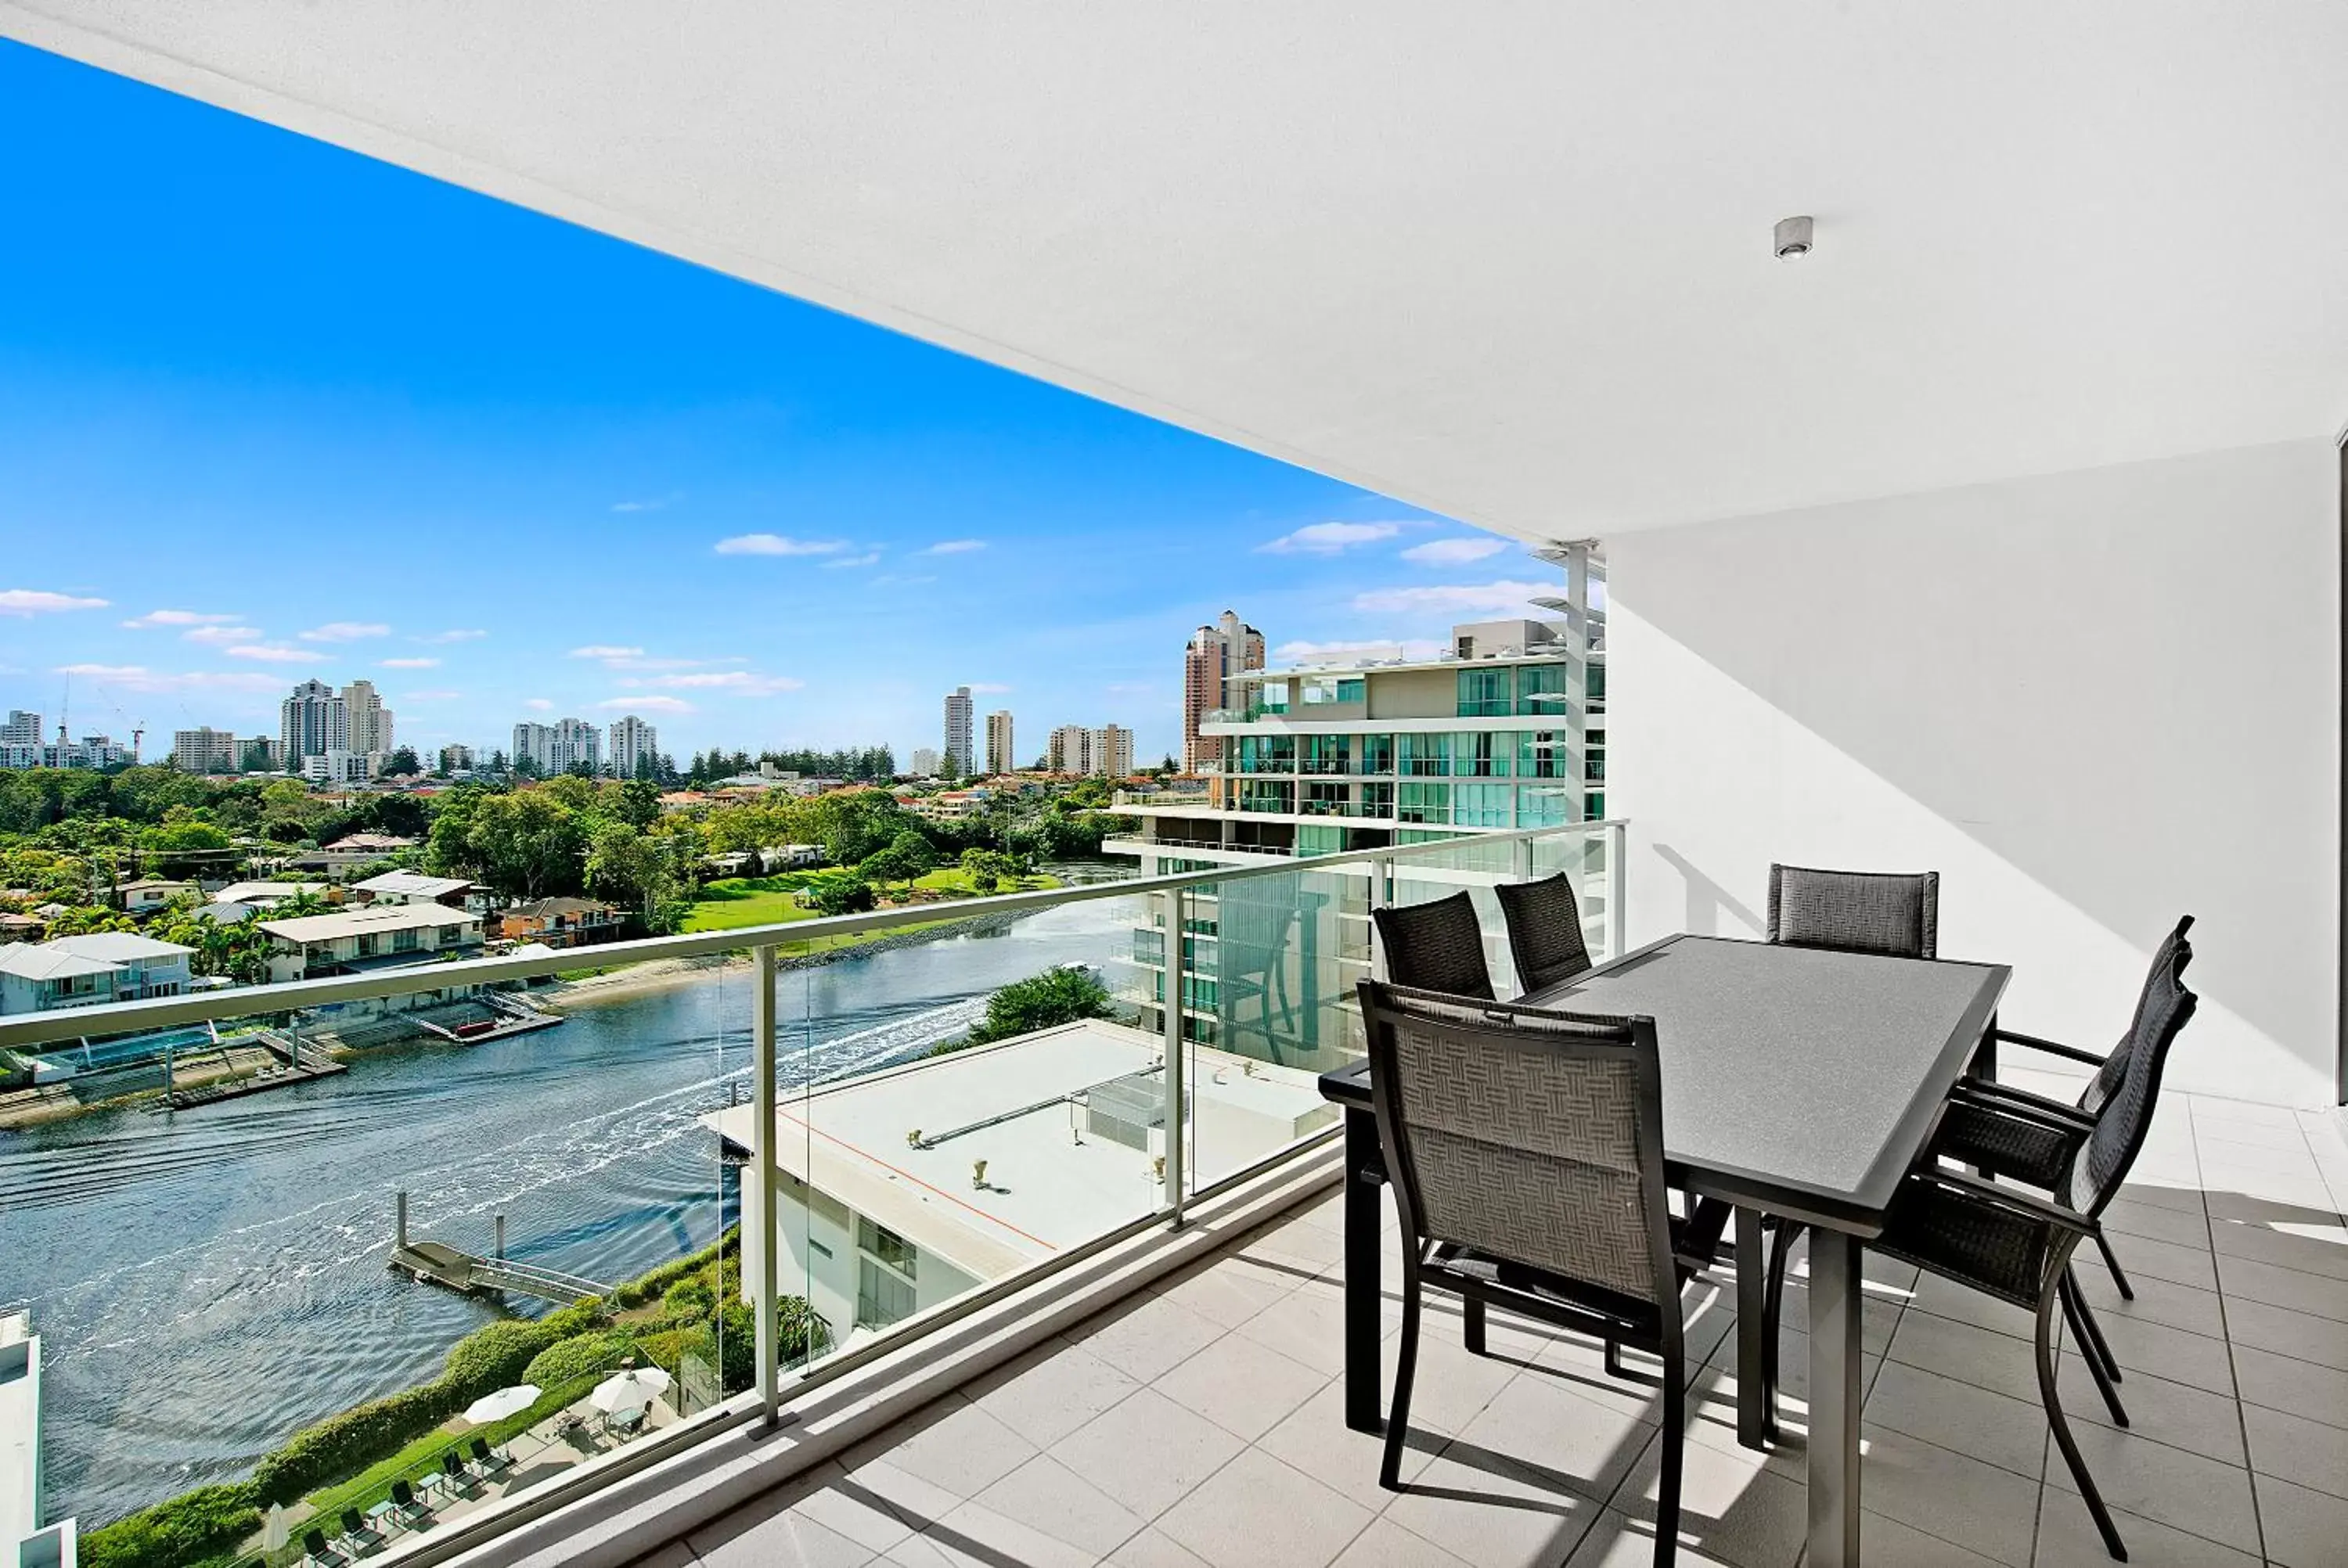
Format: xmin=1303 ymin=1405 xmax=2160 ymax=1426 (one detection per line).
xmin=1950 ymin=1078 xmax=2098 ymax=1131
xmin=1990 ymin=1027 xmax=2108 ymax=1069
xmin=1915 ymin=1167 xmax=2098 ymax=1236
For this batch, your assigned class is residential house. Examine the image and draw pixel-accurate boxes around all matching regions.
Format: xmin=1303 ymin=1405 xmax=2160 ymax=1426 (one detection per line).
xmin=0 ymin=934 xmax=194 ymax=1016
xmin=498 ymin=897 xmax=625 ymax=948
xmin=258 ymin=904 xmax=484 ymax=984
xmin=207 ymin=880 xmax=336 ymax=908
xmin=115 ymin=879 xmax=197 ymax=915
xmin=349 ymin=870 xmax=473 ymax=908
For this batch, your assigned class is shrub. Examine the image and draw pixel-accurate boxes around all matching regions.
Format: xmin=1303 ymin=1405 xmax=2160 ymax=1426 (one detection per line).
xmin=662 ymin=1276 xmax=716 ymax=1323
xmin=79 ymin=1483 xmax=260 ymax=1568
xmin=522 ymin=1329 xmax=635 ymax=1389
xmin=441 ymin=1317 xmax=560 ymax=1394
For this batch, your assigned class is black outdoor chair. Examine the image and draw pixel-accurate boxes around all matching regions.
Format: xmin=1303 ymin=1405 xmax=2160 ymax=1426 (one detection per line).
xmin=337 ymin=1506 xmax=382 ymax=1555
xmin=1936 ymin=915 xmax=2195 ymax=1303
xmin=1370 ymin=891 xmax=1494 ymax=998
xmin=301 ymin=1528 xmax=347 ymax=1568
xmin=1359 ymin=980 xmax=1728 ymax=1567
xmin=388 ymin=1478 xmax=430 ymax=1530
xmin=441 ymin=1448 xmax=478 ymax=1494
xmin=1868 ymin=949 xmax=2197 ymax=1560
xmin=1496 ymin=869 xmax=1595 ymax=993
xmin=1755 ymin=863 xmax=1942 ymax=1430
xmin=469 ymin=1435 xmax=513 ymax=1477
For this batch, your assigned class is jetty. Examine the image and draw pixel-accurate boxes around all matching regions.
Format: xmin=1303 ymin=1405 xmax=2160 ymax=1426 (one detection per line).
xmin=159 ymin=1027 xmax=345 ymax=1109
xmin=387 ymin=1193 xmax=610 ymax=1306
xmin=408 ymin=992 xmax=566 ymax=1046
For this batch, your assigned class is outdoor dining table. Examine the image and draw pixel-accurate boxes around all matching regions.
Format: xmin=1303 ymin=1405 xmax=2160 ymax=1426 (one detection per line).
xmin=1316 ymin=932 xmax=2008 ymax=1568
xmin=363 ymin=1498 xmax=399 ymax=1532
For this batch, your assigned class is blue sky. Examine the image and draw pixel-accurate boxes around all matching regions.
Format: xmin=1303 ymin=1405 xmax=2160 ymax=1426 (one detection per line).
xmin=0 ymin=40 xmax=1558 ymax=768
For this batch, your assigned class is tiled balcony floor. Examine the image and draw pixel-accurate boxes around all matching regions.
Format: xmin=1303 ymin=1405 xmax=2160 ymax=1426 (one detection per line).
xmin=639 ymin=1087 xmax=2348 ymax=1568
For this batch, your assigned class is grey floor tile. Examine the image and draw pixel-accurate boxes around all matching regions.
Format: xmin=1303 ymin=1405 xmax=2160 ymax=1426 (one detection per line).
xmin=1378 ymin=1441 xmax=1609 ymax=1568
xmin=896 ymin=1501 xmax=1102 ymax=1568
xmin=693 ymin=1509 xmax=873 ymax=1568
xmin=2252 ymin=1470 xmax=2348 ymax=1568
xmin=1856 ymin=1512 xmax=2008 ymax=1566
xmin=841 ymin=1398 xmax=1038 ymax=1505
xmin=2240 ymin=1400 xmax=2348 ymax=1501
xmin=1258 ymin=1379 xmax=1442 ymax=1509
xmin=1068 ymin=1291 xmax=1233 ymax=1383
xmin=1565 ymin=1505 xmax=1763 ymax=1566
xmin=2116 ymin=1181 xmax=2208 ymax=1216
xmin=1147 ymin=1253 xmax=1298 ymax=1330
xmin=2230 ymin=1343 xmax=2348 ymax=1433
xmin=2195 ymin=1134 xmax=2324 ymax=1180
xmin=2201 ymin=1171 xmax=2345 ymax=1221
xmin=1327 ymin=1516 xmax=1476 ymax=1567
xmin=1858 ymin=1427 xmax=2043 ymax=1567
xmin=630 ymin=1546 xmax=704 ymax=1568
xmin=1046 ymin=1386 xmax=1248 ymax=1523
xmin=2080 ymin=1308 xmax=2236 ymax=1395
xmin=2090 ymin=1233 xmax=2218 ymax=1293
xmin=962 ymin=1338 xmax=1142 ymax=1450
xmin=2041 ymin=1423 xmax=2259 ymax=1552
xmin=1099 ymin=1526 xmax=1215 ymax=1568
xmin=1608 ymin=1426 xmax=1806 ymax=1568
xmin=1451 ymin=1360 xmax=1660 ymax=1503
xmin=1238 ymin=1213 xmax=1345 ymax=1275
xmin=1152 ymin=1448 xmax=1373 ymax=1568
xmin=1151 ymin=1323 xmax=1331 ymax=1441
xmin=1906 ymin=1270 xmax=2037 ymax=1341
xmin=970 ymin=1453 xmax=1153 ymax=1557
xmin=1231 ymin=1275 xmax=1363 ymax=1376
xmin=2100 ymin=1199 xmax=2217 ymax=1251
xmin=1886 ymin=1308 xmax=2044 ymax=1405
xmin=2070 ymin=1263 xmax=2227 ymax=1341
xmin=2209 ymin=1215 xmax=2348 ymax=1282
xmin=2033 ymin=1496 xmax=2260 ymax=1566
xmin=2202 ymin=1189 xmax=2344 ymax=1230
xmin=1866 ymin=1361 xmax=2050 ymax=1480
xmin=2216 ymin=1251 xmax=2348 ymax=1325
xmin=2053 ymin=1353 xmax=2247 ymax=1467
xmin=2222 ymin=1295 xmax=2348 ymax=1372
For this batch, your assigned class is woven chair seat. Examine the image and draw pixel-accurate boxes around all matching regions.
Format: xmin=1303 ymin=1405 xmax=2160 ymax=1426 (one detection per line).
xmin=1872 ymin=1176 xmax=2054 ymax=1309
xmin=1936 ymin=1100 xmax=2081 ymax=1189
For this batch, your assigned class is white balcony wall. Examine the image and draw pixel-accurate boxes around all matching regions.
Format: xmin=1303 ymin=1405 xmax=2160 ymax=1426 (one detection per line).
xmin=1612 ymin=438 xmax=2339 ymax=1106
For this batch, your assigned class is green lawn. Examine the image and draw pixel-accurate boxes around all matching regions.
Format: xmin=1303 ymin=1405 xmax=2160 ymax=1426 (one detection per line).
xmin=680 ymin=869 xmax=1060 ymax=936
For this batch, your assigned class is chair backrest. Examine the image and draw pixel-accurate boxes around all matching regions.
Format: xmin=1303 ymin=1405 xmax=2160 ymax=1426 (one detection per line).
xmin=1370 ymin=891 xmax=1495 ymax=998
xmin=1496 ymin=872 xmax=1594 ymax=994
xmin=391 ymin=1480 xmax=414 ymax=1506
xmin=443 ymin=1449 xmax=466 ymax=1476
xmin=1358 ymin=980 xmax=1675 ymax=1311
xmin=341 ymin=1508 xmax=366 ymax=1534
xmin=2059 ymin=957 xmax=2197 ymax=1217
xmin=1766 ymin=864 xmax=1939 ymax=959
xmin=470 ymin=1436 xmax=493 ymax=1461
xmin=2079 ymin=915 xmax=2194 ymax=1116
xmin=304 ymin=1529 xmax=331 ymax=1555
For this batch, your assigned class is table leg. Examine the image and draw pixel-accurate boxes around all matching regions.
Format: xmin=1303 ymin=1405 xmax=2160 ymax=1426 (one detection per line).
xmin=1342 ymin=1104 xmax=1384 ymax=1434
xmin=1734 ymin=1206 xmax=1770 ymax=1450
xmin=1807 ymin=1229 xmax=1865 ymax=1568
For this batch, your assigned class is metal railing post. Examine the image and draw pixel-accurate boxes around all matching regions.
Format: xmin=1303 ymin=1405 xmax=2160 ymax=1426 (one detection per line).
xmin=1368 ymin=849 xmax=1392 ymax=982
xmin=751 ymin=944 xmax=780 ymax=1428
xmin=1607 ymin=822 xmax=1628 ymax=961
xmin=1163 ymin=887 xmax=1187 ymax=1227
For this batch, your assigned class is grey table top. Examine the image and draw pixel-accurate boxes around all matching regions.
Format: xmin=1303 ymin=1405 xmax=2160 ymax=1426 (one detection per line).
xmin=1324 ymin=933 xmax=2008 ymax=1232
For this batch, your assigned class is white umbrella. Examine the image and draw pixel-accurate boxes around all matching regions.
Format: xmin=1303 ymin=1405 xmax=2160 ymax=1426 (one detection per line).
xmin=587 ymin=1366 xmax=672 ymax=1415
xmin=463 ymin=1383 xmax=542 ymax=1425
xmin=262 ymin=1502 xmax=290 ymax=1554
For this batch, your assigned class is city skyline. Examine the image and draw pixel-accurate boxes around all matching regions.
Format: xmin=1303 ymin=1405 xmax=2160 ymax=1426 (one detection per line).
xmin=0 ymin=39 xmax=1562 ymax=766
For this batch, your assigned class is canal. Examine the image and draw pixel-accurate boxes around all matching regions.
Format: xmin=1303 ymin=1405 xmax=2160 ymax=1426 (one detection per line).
xmin=0 ymin=874 xmax=1138 ymax=1527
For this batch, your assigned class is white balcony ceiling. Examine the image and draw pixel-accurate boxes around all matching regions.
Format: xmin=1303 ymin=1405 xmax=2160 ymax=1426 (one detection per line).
xmin=5 ymin=3 xmax=2346 ymax=536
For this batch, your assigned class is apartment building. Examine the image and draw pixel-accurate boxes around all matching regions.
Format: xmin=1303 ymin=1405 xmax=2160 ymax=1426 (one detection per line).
xmin=606 ymin=714 xmax=658 ymax=779
xmin=2 ymin=711 xmax=43 ymax=768
xmin=981 ymin=710 xmax=1015 ymax=776
xmin=340 ymin=679 xmax=393 ymax=760
xmin=438 ymin=743 xmax=475 ymax=774
xmin=301 ymin=749 xmax=371 ymax=785
xmin=170 ymin=726 xmax=240 ymax=774
xmin=1093 ymin=722 xmax=1134 ymax=779
xmin=940 ymin=686 xmax=973 ymax=775
xmin=280 ymin=679 xmax=343 ymax=766
xmin=907 ymin=746 xmax=940 ymax=777
xmin=1183 ymin=610 xmax=1264 ymax=773
xmin=511 ymin=717 xmax=602 ymax=775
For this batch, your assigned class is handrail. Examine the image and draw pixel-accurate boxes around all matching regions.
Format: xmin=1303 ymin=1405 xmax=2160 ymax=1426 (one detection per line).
xmin=0 ymin=818 xmax=1626 ymax=1050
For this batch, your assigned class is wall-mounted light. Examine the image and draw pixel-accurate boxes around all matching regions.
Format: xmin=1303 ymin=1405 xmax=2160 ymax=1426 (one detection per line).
xmin=1774 ymin=215 xmax=1814 ymax=260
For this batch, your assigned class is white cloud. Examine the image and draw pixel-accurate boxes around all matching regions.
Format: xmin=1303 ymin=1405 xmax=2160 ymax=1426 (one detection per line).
xmin=569 ymin=645 xmax=645 ymax=660
xmin=1351 ymin=580 xmax=1557 ymax=615
xmin=967 ymin=682 xmax=1012 ymax=694
xmin=524 ymin=698 xmax=554 ymax=711
xmin=225 ymin=644 xmax=315 ymax=663
xmin=380 ymin=656 xmax=441 ymax=669
xmin=52 ymin=663 xmax=282 ymax=693
xmin=183 ymin=624 xmax=265 ymax=646
xmin=621 ymin=671 xmax=805 ymax=695
xmin=418 ymin=628 xmax=488 ymax=644
xmin=298 ymin=621 xmax=390 ymax=642
xmin=714 ymin=534 xmax=848 ymax=556
xmin=122 ymin=608 xmax=239 ymax=629
xmin=1400 ymin=537 xmax=1510 ymax=566
xmin=823 ymin=551 xmax=883 ymax=570
xmin=1275 ymin=637 xmax=1448 ymax=664
xmin=1257 ymin=521 xmax=1403 ymax=556
xmin=597 ymin=695 xmax=695 ymax=714
xmin=2 ymin=589 xmax=109 ymax=616
xmin=918 ymin=539 xmax=985 ymax=556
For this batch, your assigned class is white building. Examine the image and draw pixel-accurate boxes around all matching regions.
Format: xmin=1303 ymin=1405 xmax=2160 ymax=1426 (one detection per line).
xmin=340 ymin=679 xmax=393 ymax=757
xmin=0 ymin=710 xmax=41 ymax=771
xmin=438 ymin=743 xmax=476 ymax=774
xmin=1091 ymin=723 xmax=1134 ymax=779
xmin=170 ymin=726 xmax=240 ymax=774
xmin=512 ymin=717 xmax=601 ymax=775
xmin=607 ymin=714 xmax=659 ymax=779
xmin=941 ymin=686 xmax=973 ymax=775
xmin=115 ymin=878 xmax=196 ymax=914
xmin=350 ymin=869 xmax=473 ymax=906
xmin=708 ymin=1019 xmax=1332 ymax=1346
xmin=1046 ymin=723 xmax=1133 ymax=777
xmin=906 ymin=746 xmax=940 ymax=778
xmin=259 ymin=903 xmax=484 ymax=984
xmin=209 ymin=880 xmax=333 ymax=908
xmin=981 ymin=710 xmax=1015 ymax=776
xmin=301 ymin=749 xmax=371 ymax=785
xmin=0 ymin=933 xmax=194 ymax=1016
xmin=280 ymin=679 xmax=343 ymax=767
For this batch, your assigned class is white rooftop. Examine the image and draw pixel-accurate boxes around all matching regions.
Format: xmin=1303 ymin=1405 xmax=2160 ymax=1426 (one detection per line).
xmin=210 ymin=880 xmax=330 ymax=904
xmin=707 ymin=1020 xmax=1334 ymax=1282
xmin=261 ymin=904 xmax=481 ymax=943
xmin=0 ymin=933 xmax=194 ymax=981
xmin=353 ymin=869 xmax=472 ymax=899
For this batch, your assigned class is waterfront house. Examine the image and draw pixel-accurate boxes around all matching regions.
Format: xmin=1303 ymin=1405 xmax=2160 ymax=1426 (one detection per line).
xmin=258 ymin=904 xmax=484 ymax=984
xmin=496 ymin=896 xmax=625 ymax=948
xmin=113 ymin=878 xmax=196 ymax=915
xmin=207 ymin=879 xmax=336 ymax=908
xmin=0 ymin=934 xmax=194 ymax=1016
xmin=349 ymin=870 xmax=473 ymax=908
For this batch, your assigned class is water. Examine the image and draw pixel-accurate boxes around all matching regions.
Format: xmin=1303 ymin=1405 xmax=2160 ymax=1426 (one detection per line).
xmin=0 ymin=872 xmax=1138 ymax=1528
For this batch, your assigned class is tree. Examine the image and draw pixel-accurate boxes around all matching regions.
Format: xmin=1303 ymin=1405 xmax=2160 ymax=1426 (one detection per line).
xmin=461 ymin=792 xmax=588 ymax=900
xmin=808 ymin=877 xmax=877 ymax=916
xmin=585 ymin=822 xmax=671 ymax=914
xmin=935 ymin=966 xmax=1116 ymax=1055
xmin=142 ymin=818 xmax=233 ymax=879
xmin=614 ymin=777 xmax=662 ymax=830
xmin=239 ymin=741 xmax=276 ymax=774
xmin=383 ymin=746 xmax=421 ymax=777
xmin=958 ymin=847 xmax=1016 ymax=894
